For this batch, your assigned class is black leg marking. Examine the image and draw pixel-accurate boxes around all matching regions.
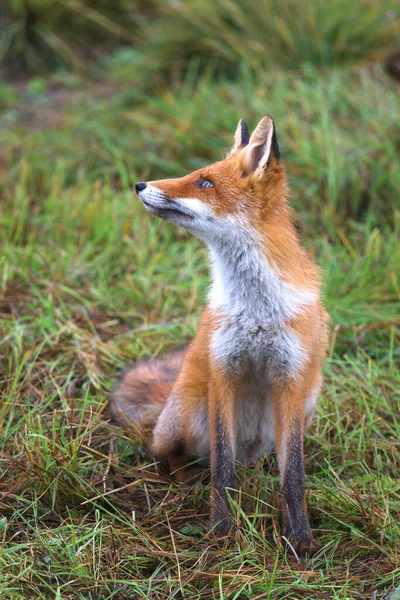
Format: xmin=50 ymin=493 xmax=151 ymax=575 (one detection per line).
xmin=210 ymin=412 xmax=236 ymax=538
xmin=281 ymin=423 xmax=311 ymax=541
xmin=280 ymin=421 xmax=321 ymax=556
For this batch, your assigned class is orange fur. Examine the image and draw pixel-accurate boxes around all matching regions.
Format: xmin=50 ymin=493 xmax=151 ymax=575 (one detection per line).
xmin=109 ymin=350 xmax=185 ymax=428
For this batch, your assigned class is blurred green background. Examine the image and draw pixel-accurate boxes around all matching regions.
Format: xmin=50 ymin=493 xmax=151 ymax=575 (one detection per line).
xmin=1 ymin=0 xmax=400 ymax=226
xmin=0 ymin=1 xmax=399 ymax=599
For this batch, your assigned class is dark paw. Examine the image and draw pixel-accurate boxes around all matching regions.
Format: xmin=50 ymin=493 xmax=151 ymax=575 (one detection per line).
xmin=171 ymin=465 xmax=205 ymax=483
xmin=284 ymin=536 xmax=322 ymax=558
xmin=209 ymin=515 xmax=234 ymax=544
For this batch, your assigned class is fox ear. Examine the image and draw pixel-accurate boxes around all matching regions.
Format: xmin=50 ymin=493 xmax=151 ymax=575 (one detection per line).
xmin=230 ymin=119 xmax=250 ymax=154
xmin=243 ymin=115 xmax=280 ymax=174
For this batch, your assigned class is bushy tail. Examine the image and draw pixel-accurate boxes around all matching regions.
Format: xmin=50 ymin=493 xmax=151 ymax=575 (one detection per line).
xmin=109 ymin=349 xmax=185 ymax=428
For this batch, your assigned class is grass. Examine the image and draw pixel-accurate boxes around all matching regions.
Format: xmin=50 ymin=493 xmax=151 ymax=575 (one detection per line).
xmin=2 ymin=0 xmax=400 ymax=76
xmin=129 ymin=0 xmax=400 ymax=78
xmin=0 ymin=0 xmax=142 ymax=74
xmin=1 ymin=3 xmax=400 ymax=595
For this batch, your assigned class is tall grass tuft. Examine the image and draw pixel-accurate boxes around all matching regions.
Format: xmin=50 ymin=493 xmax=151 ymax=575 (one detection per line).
xmin=0 ymin=0 xmax=144 ymax=74
xmin=2 ymin=0 xmax=400 ymax=76
xmin=129 ymin=0 xmax=400 ymax=80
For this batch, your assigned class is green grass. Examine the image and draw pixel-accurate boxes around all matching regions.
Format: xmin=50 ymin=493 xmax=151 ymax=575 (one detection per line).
xmin=1 ymin=9 xmax=400 ymax=596
xmin=0 ymin=0 xmax=143 ymax=74
xmin=129 ymin=0 xmax=400 ymax=78
xmin=2 ymin=0 xmax=400 ymax=76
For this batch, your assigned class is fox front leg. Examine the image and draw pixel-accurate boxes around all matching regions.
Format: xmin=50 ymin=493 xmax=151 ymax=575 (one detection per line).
xmin=208 ymin=367 xmax=237 ymax=539
xmin=272 ymin=380 xmax=321 ymax=557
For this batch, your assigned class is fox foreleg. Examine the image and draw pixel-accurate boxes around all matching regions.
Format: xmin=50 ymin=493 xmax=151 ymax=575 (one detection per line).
xmin=208 ymin=365 xmax=237 ymax=539
xmin=272 ymin=378 xmax=321 ymax=557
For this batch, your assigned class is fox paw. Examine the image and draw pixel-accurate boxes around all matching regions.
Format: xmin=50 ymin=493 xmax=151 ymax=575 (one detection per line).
xmin=209 ymin=515 xmax=235 ymax=545
xmin=284 ymin=536 xmax=322 ymax=558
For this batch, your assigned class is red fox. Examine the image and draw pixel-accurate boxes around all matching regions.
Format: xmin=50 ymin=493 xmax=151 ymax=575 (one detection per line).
xmin=111 ymin=115 xmax=328 ymax=556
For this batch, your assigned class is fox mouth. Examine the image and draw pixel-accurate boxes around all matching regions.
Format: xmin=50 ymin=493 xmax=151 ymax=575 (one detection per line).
xmin=140 ymin=197 xmax=194 ymax=221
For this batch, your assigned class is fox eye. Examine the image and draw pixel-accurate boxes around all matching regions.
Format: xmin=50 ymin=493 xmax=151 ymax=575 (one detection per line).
xmin=200 ymin=179 xmax=214 ymax=189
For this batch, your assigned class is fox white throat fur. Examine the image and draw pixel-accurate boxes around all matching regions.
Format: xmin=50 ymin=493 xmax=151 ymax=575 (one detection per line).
xmin=111 ymin=115 xmax=329 ymax=557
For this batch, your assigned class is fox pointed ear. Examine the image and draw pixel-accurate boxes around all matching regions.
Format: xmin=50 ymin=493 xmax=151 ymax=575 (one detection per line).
xmin=243 ymin=115 xmax=280 ymax=174
xmin=230 ymin=119 xmax=250 ymax=154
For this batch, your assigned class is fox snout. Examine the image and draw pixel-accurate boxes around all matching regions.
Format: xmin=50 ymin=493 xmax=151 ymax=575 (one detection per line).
xmin=135 ymin=182 xmax=197 ymax=228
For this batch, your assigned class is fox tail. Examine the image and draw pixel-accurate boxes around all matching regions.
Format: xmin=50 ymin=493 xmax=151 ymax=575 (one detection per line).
xmin=109 ymin=349 xmax=185 ymax=429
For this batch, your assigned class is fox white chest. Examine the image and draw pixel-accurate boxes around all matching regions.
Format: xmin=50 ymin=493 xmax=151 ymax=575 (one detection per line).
xmin=208 ymin=241 xmax=316 ymax=381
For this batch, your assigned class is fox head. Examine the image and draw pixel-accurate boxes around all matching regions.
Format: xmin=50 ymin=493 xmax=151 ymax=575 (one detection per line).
xmin=136 ymin=115 xmax=287 ymax=244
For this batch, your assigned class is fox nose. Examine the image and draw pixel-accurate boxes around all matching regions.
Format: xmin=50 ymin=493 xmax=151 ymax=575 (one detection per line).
xmin=135 ymin=182 xmax=147 ymax=194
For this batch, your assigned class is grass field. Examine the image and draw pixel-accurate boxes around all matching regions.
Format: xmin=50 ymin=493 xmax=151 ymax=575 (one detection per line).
xmin=1 ymin=2 xmax=400 ymax=598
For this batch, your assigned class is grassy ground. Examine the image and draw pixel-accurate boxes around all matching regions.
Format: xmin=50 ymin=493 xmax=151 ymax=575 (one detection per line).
xmin=1 ymin=8 xmax=400 ymax=597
